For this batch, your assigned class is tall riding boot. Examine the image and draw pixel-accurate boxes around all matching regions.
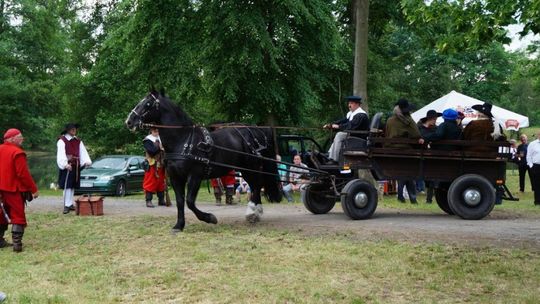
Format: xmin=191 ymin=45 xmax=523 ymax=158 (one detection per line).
xmin=145 ymin=192 xmax=155 ymax=208
xmin=0 ymin=224 xmax=11 ymax=248
xmin=225 ymin=188 xmax=235 ymax=205
xmin=12 ymin=224 xmax=24 ymax=253
xmin=214 ymin=193 xmax=222 ymax=205
xmin=157 ymin=191 xmax=165 ymax=206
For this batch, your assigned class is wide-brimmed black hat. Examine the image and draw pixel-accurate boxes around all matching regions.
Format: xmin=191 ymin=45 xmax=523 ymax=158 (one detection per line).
xmin=471 ymin=102 xmax=494 ymax=118
xmin=395 ymin=98 xmax=414 ymax=113
xmin=346 ymin=95 xmax=362 ymax=103
xmin=61 ymin=122 xmax=80 ymax=135
xmin=420 ymin=109 xmax=442 ymax=123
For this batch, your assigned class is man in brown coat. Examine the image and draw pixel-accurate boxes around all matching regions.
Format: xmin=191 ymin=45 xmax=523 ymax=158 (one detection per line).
xmin=462 ymin=102 xmax=506 ymax=152
xmin=385 ymin=99 xmax=424 ymax=204
xmin=385 ymin=99 xmax=424 ymax=148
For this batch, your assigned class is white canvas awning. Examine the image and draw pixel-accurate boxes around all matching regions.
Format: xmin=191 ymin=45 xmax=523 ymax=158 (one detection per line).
xmin=411 ymin=91 xmax=529 ymax=131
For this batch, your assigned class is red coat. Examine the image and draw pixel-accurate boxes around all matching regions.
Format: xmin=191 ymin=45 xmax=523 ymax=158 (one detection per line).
xmin=0 ymin=142 xmax=38 ymax=193
xmin=210 ymin=170 xmax=236 ymax=187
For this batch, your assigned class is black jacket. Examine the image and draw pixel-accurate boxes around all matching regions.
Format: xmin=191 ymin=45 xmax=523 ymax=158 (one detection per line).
xmin=424 ymin=120 xmax=462 ymax=150
xmin=333 ymin=112 xmax=369 ymax=138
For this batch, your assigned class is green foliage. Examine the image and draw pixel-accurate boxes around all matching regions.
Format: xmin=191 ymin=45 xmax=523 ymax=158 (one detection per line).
xmin=1 ymin=0 xmax=540 ymax=155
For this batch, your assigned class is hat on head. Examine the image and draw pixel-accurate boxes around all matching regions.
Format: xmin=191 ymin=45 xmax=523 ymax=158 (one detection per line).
xmin=3 ymin=128 xmax=21 ymax=140
xmin=346 ymin=95 xmax=362 ymax=103
xmin=442 ymin=108 xmax=458 ymax=120
xmin=61 ymin=123 xmax=80 ymax=135
xmin=420 ymin=109 xmax=442 ymax=123
xmin=471 ymin=102 xmax=494 ymax=118
xmin=395 ymin=98 xmax=414 ymax=113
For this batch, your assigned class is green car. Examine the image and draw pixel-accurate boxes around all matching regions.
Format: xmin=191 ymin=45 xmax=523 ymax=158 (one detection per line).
xmin=76 ymin=155 xmax=146 ymax=196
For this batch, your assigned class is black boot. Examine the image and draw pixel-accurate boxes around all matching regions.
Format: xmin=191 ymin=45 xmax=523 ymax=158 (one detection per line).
xmin=145 ymin=192 xmax=155 ymax=208
xmin=157 ymin=191 xmax=166 ymax=206
xmin=225 ymin=188 xmax=235 ymax=205
xmin=0 ymin=224 xmax=11 ymax=248
xmin=12 ymin=224 xmax=24 ymax=253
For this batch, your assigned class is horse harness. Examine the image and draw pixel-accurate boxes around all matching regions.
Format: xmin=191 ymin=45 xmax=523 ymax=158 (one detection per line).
xmin=164 ymin=125 xmax=269 ymax=178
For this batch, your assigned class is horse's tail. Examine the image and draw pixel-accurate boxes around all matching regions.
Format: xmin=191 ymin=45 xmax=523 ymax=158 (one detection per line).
xmin=261 ymin=128 xmax=282 ymax=203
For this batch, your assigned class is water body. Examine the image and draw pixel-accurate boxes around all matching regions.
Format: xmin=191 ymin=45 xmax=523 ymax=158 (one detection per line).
xmin=26 ymin=151 xmax=58 ymax=189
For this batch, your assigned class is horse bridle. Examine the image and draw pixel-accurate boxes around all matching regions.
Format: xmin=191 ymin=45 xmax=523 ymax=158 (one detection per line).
xmin=130 ymin=93 xmax=160 ymax=128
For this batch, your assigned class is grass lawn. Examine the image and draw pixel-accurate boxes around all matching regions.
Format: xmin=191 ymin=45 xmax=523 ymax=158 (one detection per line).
xmin=0 ymin=213 xmax=539 ymax=303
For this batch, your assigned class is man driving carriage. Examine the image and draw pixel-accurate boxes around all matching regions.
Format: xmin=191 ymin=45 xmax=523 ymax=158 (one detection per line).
xmin=323 ymin=95 xmax=370 ymax=164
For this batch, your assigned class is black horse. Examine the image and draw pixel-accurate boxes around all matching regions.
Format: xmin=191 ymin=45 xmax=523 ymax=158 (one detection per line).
xmin=125 ymin=91 xmax=282 ymax=231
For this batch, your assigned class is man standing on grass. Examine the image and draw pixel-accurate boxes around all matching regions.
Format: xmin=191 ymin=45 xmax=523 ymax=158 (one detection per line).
xmin=516 ymin=134 xmax=530 ymax=192
xmin=0 ymin=129 xmax=39 ymax=252
xmin=56 ymin=123 xmax=92 ymax=214
xmin=526 ymin=131 xmax=540 ymax=205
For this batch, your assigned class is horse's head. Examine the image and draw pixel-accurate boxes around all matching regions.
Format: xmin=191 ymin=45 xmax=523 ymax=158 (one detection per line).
xmin=125 ymin=91 xmax=162 ymax=131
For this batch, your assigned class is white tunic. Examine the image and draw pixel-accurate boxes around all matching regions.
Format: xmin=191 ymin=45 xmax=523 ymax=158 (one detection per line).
xmin=56 ymin=134 xmax=92 ymax=170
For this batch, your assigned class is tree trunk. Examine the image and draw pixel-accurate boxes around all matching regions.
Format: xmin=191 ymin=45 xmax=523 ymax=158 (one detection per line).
xmin=353 ymin=0 xmax=369 ymax=112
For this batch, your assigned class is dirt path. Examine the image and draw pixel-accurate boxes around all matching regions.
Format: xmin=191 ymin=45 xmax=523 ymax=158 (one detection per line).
xmin=29 ymin=196 xmax=540 ymax=249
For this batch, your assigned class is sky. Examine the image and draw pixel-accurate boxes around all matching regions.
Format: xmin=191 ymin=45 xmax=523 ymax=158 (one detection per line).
xmin=505 ymin=24 xmax=539 ymax=52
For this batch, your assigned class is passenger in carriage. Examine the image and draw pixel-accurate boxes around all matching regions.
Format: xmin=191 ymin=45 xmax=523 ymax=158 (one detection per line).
xmin=323 ymin=95 xmax=369 ymax=164
xmin=417 ymin=110 xmax=441 ymax=203
xmin=386 ymin=98 xmax=424 ymax=204
xmin=462 ymin=102 xmax=506 ymax=152
xmin=385 ymin=98 xmax=424 ymax=149
xmin=423 ymin=108 xmax=462 ymax=151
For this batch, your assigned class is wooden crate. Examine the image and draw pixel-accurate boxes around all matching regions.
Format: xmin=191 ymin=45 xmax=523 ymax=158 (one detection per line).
xmin=76 ymin=195 xmax=104 ymax=216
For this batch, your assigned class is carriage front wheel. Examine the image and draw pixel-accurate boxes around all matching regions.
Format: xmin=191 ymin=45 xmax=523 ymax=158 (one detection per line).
xmin=448 ymin=174 xmax=496 ymax=220
xmin=340 ymin=179 xmax=378 ymax=220
xmin=302 ymin=184 xmax=336 ymax=214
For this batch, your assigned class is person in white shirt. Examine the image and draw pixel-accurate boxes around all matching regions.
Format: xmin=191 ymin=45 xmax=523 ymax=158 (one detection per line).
xmin=56 ymin=123 xmax=92 ymax=214
xmin=323 ymin=96 xmax=370 ymax=164
xmin=526 ymin=130 xmax=540 ymax=205
xmin=282 ymin=155 xmax=309 ymax=203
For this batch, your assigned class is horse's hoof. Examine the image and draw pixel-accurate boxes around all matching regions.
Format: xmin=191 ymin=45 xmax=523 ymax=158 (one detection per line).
xmin=208 ymin=214 xmax=218 ymax=224
xmin=246 ymin=213 xmax=260 ymax=224
xmin=171 ymin=228 xmax=182 ymax=234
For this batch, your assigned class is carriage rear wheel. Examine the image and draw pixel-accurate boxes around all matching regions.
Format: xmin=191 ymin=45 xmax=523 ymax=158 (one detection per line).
xmin=435 ymin=184 xmax=454 ymax=215
xmin=448 ymin=174 xmax=495 ymax=220
xmin=340 ymin=179 xmax=378 ymax=220
xmin=302 ymin=184 xmax=336 ymax=214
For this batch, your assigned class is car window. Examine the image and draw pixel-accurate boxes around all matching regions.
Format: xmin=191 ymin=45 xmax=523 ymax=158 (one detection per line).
xmin=129 ymin=158 xmax=140 ymax=168
xmin=91 ymin=158 xmax=127 ymax=169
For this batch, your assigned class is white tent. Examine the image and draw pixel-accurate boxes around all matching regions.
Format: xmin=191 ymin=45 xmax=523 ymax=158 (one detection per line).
xmin=411 ymin=90 xmax=529 ymax=131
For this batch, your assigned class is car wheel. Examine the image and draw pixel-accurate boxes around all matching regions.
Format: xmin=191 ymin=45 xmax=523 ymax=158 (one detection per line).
xmin=116 ymin=180 xmax=126 ymax=197
xmin=435 ymin=184 xmax=454 ymax=215
xmin=302 ymin=184 xmax=336 ymax=214
xmin=448 ymin=174 xmax=495 ymax=220
xmin=340 ymin=179 xmax=378 ymax=220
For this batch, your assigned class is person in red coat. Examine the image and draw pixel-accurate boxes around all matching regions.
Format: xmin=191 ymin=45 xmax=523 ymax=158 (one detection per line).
xmin=0 ymin=129 xmax=39 ymax=252
xmin=210 ymin=170 xmax=236 ymax=205
xmin=143 ymin=128 xmax=167 ymax=208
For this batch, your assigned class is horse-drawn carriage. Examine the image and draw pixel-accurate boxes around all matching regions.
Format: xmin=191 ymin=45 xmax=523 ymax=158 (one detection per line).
xmin=301 ymin=113 xmax=515 ymax=220
xmin=125 ymin=91 xmax=514 ymax=232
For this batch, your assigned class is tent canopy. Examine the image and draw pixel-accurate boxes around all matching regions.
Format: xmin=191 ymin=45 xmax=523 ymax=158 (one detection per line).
xmin=411 ymin=91 xmax=529 ymax=131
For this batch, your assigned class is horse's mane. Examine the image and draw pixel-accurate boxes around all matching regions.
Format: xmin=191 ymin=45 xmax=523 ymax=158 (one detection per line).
xmin=154 ymin=91 xmax=194 ymax=126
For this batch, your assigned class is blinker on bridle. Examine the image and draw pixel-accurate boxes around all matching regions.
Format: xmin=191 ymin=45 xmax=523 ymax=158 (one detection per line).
xmin=130 ymin=93 xmax=160 ymax=127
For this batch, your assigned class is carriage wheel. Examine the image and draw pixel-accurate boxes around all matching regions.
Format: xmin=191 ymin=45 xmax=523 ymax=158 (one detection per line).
xmin=302 ymin=184 xmax=336 ymax=214
xmin=448 ymin=174 xmax=496 ymax=220
xmin=435 ymin=184 xmax=454 ymax=215
xmin=340 ymin=179 xmax=378 ymax=220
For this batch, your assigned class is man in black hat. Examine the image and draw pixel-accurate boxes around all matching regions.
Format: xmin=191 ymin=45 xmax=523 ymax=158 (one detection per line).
xmin=386 ymin=98 xmax=424 ymax=204
xmin=323 ymin=95 xmax=369 ymax=163
xmin=56 ymin=123 xmax=92 ymax=214
xmin=416 ymin=109 xmax=441 ymax=203
xmin=463 ymin=102 xmax=506 ymax=152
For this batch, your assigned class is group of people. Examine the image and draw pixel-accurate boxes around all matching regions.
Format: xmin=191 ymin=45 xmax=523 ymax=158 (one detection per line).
xmin=512 ymin=133 xmax=540 ymax=205
xmin=321 ymin=95 xmax=540 ymax=205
